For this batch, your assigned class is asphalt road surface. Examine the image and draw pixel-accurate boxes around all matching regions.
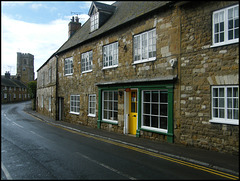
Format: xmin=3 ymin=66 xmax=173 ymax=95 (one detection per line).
xmin=1 ymin=101 xmax=236 ymax=180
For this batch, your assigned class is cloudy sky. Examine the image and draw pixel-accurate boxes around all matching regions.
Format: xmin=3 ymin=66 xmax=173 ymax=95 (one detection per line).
xmin=1 ymin=1 xmax=114 ymax=77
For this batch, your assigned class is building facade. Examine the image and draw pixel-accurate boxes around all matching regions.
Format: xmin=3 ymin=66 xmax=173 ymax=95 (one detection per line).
xmin=37 ymin=1 xmax=239 ymax=154
xmin=37 ymin=54 xmax=57 ymax=120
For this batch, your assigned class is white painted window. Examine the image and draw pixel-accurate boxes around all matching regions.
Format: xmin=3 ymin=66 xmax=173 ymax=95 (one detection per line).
xmin=90 ymin=12 xmax=99 ymax=32
xmin=49 ymin=97 xmax=51 ymax=112
xmin=212 ymin=4 xmax=239 ymax=47
xmin=88 ymin=94 xmax=96 ymax=117
xmin=210 ymin=86 xmax=239 ymax=125
xmin=64 ymin=57 xmax=73 ymax=75
xmin=70 ymin=95 xmax=80 ymax=114
xmin=103 ymin=42 xmax=118 ymax=69
xmin=133 ymin=29 xmax=156 ymax=64
xmin=81 ymin=51 xmax=93 ymax=73
xmin=142 ymin=90 xmax=168 ymax=133
xmin=102 ymin=91 xmax=118 ymax=123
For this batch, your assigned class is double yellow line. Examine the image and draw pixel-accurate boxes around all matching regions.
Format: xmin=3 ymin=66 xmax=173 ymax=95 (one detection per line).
xmin=26 ymin=112 xmax=239 ymax=180
xmin=57 ymin=125 xmax=239 ymax=180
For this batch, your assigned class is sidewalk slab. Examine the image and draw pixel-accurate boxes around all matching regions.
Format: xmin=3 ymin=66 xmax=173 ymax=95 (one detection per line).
xmin=24 ymin=106 xmax=239 ymax=176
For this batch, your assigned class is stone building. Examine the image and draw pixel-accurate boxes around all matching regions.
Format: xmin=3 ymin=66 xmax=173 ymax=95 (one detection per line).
xmin=37 ymin=1 xmax=239 ymax=154
xmin=17 ymin=52 xmax=34 ymax=84
xmin=1 ymin=72 xmax=30 ymax=104
xmin=37 ymin=53 xmax=57 ymax=120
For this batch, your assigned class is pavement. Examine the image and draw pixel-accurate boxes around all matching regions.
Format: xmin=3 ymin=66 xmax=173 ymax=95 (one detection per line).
xmin=23 ymin=104 xmax=239 ymax=176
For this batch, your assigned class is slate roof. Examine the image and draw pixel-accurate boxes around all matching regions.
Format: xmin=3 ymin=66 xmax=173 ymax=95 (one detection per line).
xmin=88 ymin=1 xmax=116 ymax=16
xmin=1 ymin=76 xmax=27 ymax=88
xmin=56 ymin=1 xmax=171 ymax=55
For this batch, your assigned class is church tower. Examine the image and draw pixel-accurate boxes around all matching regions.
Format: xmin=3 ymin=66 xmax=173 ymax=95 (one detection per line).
xmin=17 ymin=52 xmax=34 ymax=84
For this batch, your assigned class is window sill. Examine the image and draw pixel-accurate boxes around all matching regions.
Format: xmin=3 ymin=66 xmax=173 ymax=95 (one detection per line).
xmin=102 ymin=65 xmax=118 ymax=70
xmin=101 ymin=119 xmax=118 ymax=125
xmin=88 ymin=114 xmax=96 ymax=117
xmin=209 ymin=119 xmax=239 ymax=125
xmin=64 ymin=73 xmax=73 ymax=76
xmin=210 ymin=39 xmax=239 ymax=48
xmin=82 ymin=70 xmax=93 ymax=74
xmin=132 ymin=57 xmax=156 ymax=65
xmin=70 ymin=112 xmax=80 ymax=115
xmin=141 ymin=126 xmax=168 ymax=134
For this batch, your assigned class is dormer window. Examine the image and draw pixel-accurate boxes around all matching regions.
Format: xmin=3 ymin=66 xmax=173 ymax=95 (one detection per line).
xmin=90 ymin=12 xmax=99 ymax=32
xmin=88 ymin=1 xmax=116 ymax=33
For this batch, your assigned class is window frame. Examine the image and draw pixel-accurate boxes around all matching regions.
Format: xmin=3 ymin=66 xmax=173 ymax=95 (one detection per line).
xmin=102 ymin=90 xmax=118 ymax=124
xmin=88 ymin=94 xmax=96 ymax=117
xmin=211 ymin=4 xmax=239 ymax=47
xmin=103 ymin=42 xmax=118 ymax=69
xmin=70 ymin=95 xmax=80 ymax=115
xmin=210 ymin=85 xmax=239 ymax=125
xmin=48 ymin=67 xmax=52 ymax=83
xmin=141 ymin=90 xmax=168 ymax=133
xmin=64 ymin=57 xmax=73 ymax=75
xmin=133 ymin=29 xmax=156 ymax=64
xmin=81 ymin=50 xmax=93 ymax=73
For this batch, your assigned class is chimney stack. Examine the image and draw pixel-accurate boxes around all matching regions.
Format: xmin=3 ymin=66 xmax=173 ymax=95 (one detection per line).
xmin=68 ymin=16 xmax=81 ymax=38
xmin=5 ymin=71 xmax=10 ymax=79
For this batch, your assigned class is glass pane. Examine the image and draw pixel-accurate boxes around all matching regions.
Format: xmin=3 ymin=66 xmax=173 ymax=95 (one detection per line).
xmin=233 ymin=99 xmax=238 ymax=108
xmin=143 ymin=103 xmax=150 ymax=114
xmin=160 ymin=92 xmax=168 ymax=103
xmin=220 ymin=22 xmax=224 ymax=31
xmin=233 ymin=110 xmax=239 ymax=119
xmin=235 ymin=29 xmax=239 ymax=38
xmin=114 ymin=102 xmax=118 ymax=111
xmin=227 ymin=88 xmax=232 ymax=97
xmin=152 ymin=91 xmax=159 ymax=102
xmin=213 ymin=109 xmax=218 ymax=117
xmin=114 ymin=91 xmax=118 ymax=101
xmin=151 ymin=104 xmax=158 ymax=115
xmin=109 ymin=102 xmax=113 ymax=110
xmin=214 ymin=13 xmax=218 ymax=23
xmin=228 ymin=30 xmax=233 ymax=40
xmin=131 ymin=102 xmax=136 ymax=112
xmin=104 ymin=92 xmax=108 ymax=100
xmin=103 ymin=111 xmax=108 ymax=119
xmin=160 ymin=104 xmax=168 ymax=116
xmin=227 ymin=109 xmax=232 ymax=119
xmin=109 ymin=92 xmax=113 ymax=100
xmin=143 ymin=115 xmax=150 ymax=126
xmin=234 ymin=6 xmax=239 ymax=17
xmin=104 ymin=101 xmax=108 ymax=109
xmin=219 ymin=98 xmax=224 ymax=107
xmin=219 ymin=109 xmax=224 ymax=118
xmin=215 ymin=34 xmax=219 ymax=43
xmin=114 ymin=112 xmax=118 ymax=121
xmin=144 ymin=91 xmax=150 ymax=102
xmin=220 ymin=32 xmax=224 ymax=42
xmin=219 ymin=11 xmax=224 ymax=22
xmin=227 ymin=98 xmax=232 ymax=108
xmin=213 ymin=98 xmax=218 ymax=107
xmin=233 ymin=88 xmax=238 ymax=97
xmin=219 ymin=88 xmax=224 ymax=97
xmin=215 ymin=23 xmax=219 ymax=33
xmin=151 ymin=116 xmax=158 ymax=128
xmin=160 ymin=117 xmax=167 ymax=129
xmin=228 ymin=8 xmax=233 ymax=19
xmin=229 ymin=20 xmax=233 ymax=29
xmin=213 ymin=88 xmax=218 ymax=97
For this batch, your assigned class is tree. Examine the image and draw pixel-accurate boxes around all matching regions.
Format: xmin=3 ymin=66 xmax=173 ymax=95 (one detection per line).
xmin=28 ymin=81 xmax=37 ymax=110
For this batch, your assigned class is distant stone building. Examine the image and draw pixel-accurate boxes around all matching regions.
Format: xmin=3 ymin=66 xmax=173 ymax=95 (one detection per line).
xmin=17 ymin=52 xmax=34 ymax=84
xmin=1 ymin=72 xmax=30 ymax=104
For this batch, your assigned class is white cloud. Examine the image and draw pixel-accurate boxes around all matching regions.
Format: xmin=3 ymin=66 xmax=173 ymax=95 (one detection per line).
xmin=30 ymin=3 xmax=43 ymax=10
xmin=1 ymin=14 xmax=70 ymax=77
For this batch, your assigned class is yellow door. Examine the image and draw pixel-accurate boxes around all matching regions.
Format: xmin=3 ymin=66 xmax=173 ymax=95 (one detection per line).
xmin=129 ymin=90 xmax=137 ymax=134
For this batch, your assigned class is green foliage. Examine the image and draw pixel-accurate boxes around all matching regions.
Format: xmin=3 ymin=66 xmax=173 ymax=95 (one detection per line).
xmin=28 ymin=81 xmax=37 ymax=99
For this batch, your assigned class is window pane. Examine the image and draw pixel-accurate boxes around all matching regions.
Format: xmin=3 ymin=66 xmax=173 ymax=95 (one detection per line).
xmin=235 ymin=29 xmax=239 ymax=38
xmin=160 ymin=104 xmax=168 ymax=116
xmin=227 ymin=98 xmax=232 ymax=108
xmin=233 ymin=110 xmax=239 ymax=119
xmin=219 ymin=98 xmax=224 ymax=107
xmin=213 ymin=109 xmax=218 ymax=117
xmin=227 ymin=109 xmax=232 ymax=119
xmin=213 ymin=88 xmax=218 ymax=97
xmin=144 ymin=91 xmax=150 ymax=102
xmin=233 ymin=88 xmax=238 ymax=97
xmin=229 ymin=20 xmax=233 ymax=29
xmin=229 ymin=30 xmax=233 ymax=40
xmin=143 ymin=115 xmax=150 ymax=126
xmin=151 ymin=116 xmax=158 ymax=128
xmin=152 ymin=91 xmax=159 ymax=102
xmin=215 ymin=23 xmax=219 ymax=33
xmin=213 ymin=98 xmax=218 ymax=107
xmin=143 ymin=103 xmax=150 ymax=114
xmin=151 ymin=104 xmax=158 ymax=115
xmin=220 ymin=32 xmax=224 ymax=42
xmin=160 ymin=92 xmax=168 ymax=103
xmin=233 ymin=99 xmax=238 ymax=108
xmin=220 ymin=22 xmax=224 ymax=31
xmin=219 ymin=88 xmax=224 ymax=97
xmin=219 ymin=109 xmax=225 ymax=118
xmin=160 ymin=117 xmax=167 ymax=129
xmin=228 ymin=8 xmax=233 ymax=19
xmin=227 ymin=88 xmax=232 ymax=97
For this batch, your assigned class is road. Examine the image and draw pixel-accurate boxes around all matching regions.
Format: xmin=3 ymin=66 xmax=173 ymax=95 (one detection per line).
xmin=1 ymin=101 xmax=236 ymax=180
